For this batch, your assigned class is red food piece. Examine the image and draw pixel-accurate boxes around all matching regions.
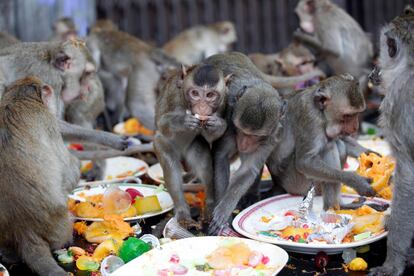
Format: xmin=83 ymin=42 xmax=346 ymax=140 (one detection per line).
xmin=344 ymin=162 xmax=349 ymax=169
xmin=315 ymin=251 xmax=329 ymax=271
xmin=68 ymin=143 xmax=84 ymax=151
xmin=169 ymin=254 xmax=180 ymax=264
xmin=170 ymin=264 xmax=188 ymax=275
xmin=304 ymin=232 xmax=309 ymax=239
xmin=294 ymin=234 xmax=301 ymax=242
xmin=262 ymin=256 xmax=270 ymax=265
xmin=157 ymin=268 xmax=170 ymax=276
xmin=125 ymin=188 xmax=144 ymax=203
xmin=284 ymin=211 xmax=295 ymax=217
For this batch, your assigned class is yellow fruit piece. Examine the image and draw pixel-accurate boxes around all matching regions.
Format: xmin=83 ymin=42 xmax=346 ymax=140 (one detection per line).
xmin=73 ymin=221 xmax=88 ymax=235
xmin=120 ymin=205 xmax=137 ymax=218
xmin=352 ymin=213 xmax=384 ymax=234
xmin=281 ymin=226 xmax=313 ymax=239
xmin=69 ymin=246 xmax=86 ymax=256
xmin=134 ymin=195 xmax=162 ymax=215
xmin=76 ymin=255 xmax=100 ymax=271
xmin=84 ymin=216 xmax=133 ymax=244
xmin=378 ymin=185 xmax=393 ymax=200
xmin=124 ymin=118 xmax=140 ymax=134
xmin=349 ymin=257 xmax=368 ymax=271
xmin=92 ymin=237 xmax=124 ymax=261
xmin=75 ymin=202 xmax=103 ymax=218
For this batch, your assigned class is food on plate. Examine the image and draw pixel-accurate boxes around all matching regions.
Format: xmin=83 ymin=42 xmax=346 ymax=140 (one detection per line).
xmin=68 ymin=187 xmax=163 ymax=219
xmin=342 ymin=153 xmax=395 ymax=199
xmin=124 ymin=117 xmax=154 ymax=136
xmin=134 ymin=195 xmax=162 ymax=215
xmin=184 ymin=191 xmax=205 ymax=208
xmin=257 ymin=204 xmax=386 ymax=244
xmin=348 ymin=257 xmax=368 ymax=271
xmin=155 ymin=241 xmax=273 ymax=275
xmin=118 ymin=237 xmax=151 ymax=263
xmin=82 ymin=215 xmax=134 ymax=243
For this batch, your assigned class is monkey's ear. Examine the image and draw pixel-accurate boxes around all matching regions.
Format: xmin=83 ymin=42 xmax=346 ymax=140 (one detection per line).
xmin=53 ymin=52 xmax=71 ymax=71
xmin=224 ymin=74 xmax=233 ymax=85
xmin=41 ymin=85 xmax=53 ymax=107
xmin=313 ymin=87 xmax=330 ymax=110
xmin=181 ymin=64 xmax=188 ymax=79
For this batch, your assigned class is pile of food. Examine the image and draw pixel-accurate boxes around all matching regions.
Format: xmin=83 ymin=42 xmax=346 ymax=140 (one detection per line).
xmin=256 ymin=204 xmax=386 ymax=245
xmin=143 ymin=240 xmax=276 ymax=275
xmin=68 ymin=187 xmax=162 ymax=219
xmin=342 ymin=152 xmax=395 ymax=199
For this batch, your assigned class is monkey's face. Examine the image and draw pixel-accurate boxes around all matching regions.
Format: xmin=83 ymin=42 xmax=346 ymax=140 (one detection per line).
xmin=185 ymin=87 xmax=221 ymax=117
xmin=295 ymin=0 xmax=316 ymax=34
xmin=378 ymin=9 xmax=414 ymax=88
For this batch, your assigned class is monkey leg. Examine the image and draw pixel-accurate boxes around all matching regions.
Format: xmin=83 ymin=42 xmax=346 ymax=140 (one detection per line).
xmin=125 ymin=64 xmax=158 ymax=131
xmin=369 ymin=159 xmax=414 ymax=276
xmin=238 ymin=167 xmax=263 ymax=209
xmin=154 ymin=135 xmax=197 ymax=229
xmin=185 ymin=137 xmax=215 ymax=220
xmin=19 ymin=233 xmax=68 ymax=276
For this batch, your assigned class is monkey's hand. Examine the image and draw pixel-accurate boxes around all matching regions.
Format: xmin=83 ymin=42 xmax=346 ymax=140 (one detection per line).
xmin=175 ymin=206 xmax=200 ymax=230
xmin=184 ymin=112 xmax=201 ymax=130
xmin=369 ymin=258 xmax=405 ymax=276
xmin=346 ymin=173 xmax=376 ymax=197
xmin=208 ymin=199 xmax=234 ymax=235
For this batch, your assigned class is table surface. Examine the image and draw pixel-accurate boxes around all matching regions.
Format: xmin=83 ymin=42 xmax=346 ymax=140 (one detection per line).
xmin=2 ymin=176 xmax=413 ymax=276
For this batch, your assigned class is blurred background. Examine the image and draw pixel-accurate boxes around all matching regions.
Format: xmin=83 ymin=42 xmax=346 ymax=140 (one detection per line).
xmin=0 ymin=0 xmax=412 ymax=53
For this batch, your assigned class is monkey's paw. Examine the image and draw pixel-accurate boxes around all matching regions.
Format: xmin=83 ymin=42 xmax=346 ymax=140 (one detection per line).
xmin=350 ymin=175 xmax=376 ymax=197
xmin=175 ymin=209 xmax=200 ymax=230
xmin=368 ymin=265 xmax=403 ymax=276
xmin=184 ymin=113 xmax=201 ymax=130
xmin=208 ymin=207 xmax=232 ymax=235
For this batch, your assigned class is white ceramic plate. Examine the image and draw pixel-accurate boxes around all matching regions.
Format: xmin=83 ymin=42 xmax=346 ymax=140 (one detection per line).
xmin=148 ymin=159 xmax=242 ymax=183
xmin=112 ymin=236 xmax=289 ymax=276
xmin=233 ymin=193 xmax=389 ymax=254
xmin=345 ymin=139 xmax=392 ymax=171
xmin=70 ymin=183 xmax=173 ymax=222
xmin=0 ymin=263 xmax=9 ymax=276
xmin=80 ymin=156 xmax=149 ymax=186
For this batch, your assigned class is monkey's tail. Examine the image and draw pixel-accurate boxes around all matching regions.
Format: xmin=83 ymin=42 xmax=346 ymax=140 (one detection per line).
xmin=261 ymin=69 xmax=325 ymax=89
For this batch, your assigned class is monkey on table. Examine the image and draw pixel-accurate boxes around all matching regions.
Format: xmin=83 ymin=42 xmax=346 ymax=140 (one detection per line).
xmin=163 ymin=21 xmax=237 ymax=65
xmin=154 ymin=64 xmax=229 ymax=228
xmin=205 ymin=52 xmax=285 ymax=234
xmin=209 ymin=72 xmax=376 ymax=234
xmin=87 ymin=26 xmax=179 ymax=129
xmin=369 ymin=7 xmax=414 ymax=276
xmin=0 ymin=76 xmax=80 ymax=276
xmin=294 ymin=0 xmax=373 ymax=85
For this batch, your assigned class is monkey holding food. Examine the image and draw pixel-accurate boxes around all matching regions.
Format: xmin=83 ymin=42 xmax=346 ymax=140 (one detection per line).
xmin=154 ymin=64 xmax=230 ymax=228
xmin=0 ymin=77 xmax=80 ymax=276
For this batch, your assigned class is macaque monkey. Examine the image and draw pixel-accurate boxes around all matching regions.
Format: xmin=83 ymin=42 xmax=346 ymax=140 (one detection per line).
xmin=0 ymin=32 xmax=19 ymax=49
xmin=250 ymin=42 xmax=316 ymax=77
xmin=0 ymin=76 xmax=80 ymax=276
xmin=294 ymin=0 xmax=373 ymax=83
xmin=51 ymin=17 xmax=77 ymax=41
xmin=163 ymin=21 xmax=237 ymax=65
xmin=87 ymin=28 xmax=179 ymax=129
xmin=154 ymin=64 xmax=229 ymax=228
xmin=0 ymin=40 xmax=132 ymax=151
xmin=369 ymin=7 xmax=414 ymax=276
xmin=265 ymin=75 xmax=375 ymax=211
xmin=206 ymin=52 xmax=285 ymax=234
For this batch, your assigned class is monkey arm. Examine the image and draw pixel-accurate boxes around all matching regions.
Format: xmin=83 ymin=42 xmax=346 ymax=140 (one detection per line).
xmin=209 ymin=141 xmax=275 ymax=234
xmin=59 ymin=120 xmax=128 ymax=150
xmin=157 ymin=110 xmax=188 ymax=135
xmin=203 ymin=115 xmax=228 ymax=143
xmin=262 ymin=69 xmax=325 ymax=89
xmin=342 ymin=136 xmax=380 ymax=158
xmin=293 ymin=29 xmax=340 ymax=58
xmin=69 ymin=143 xmax=154 ymax=160
xmin=213 ymin=132 xmax=238 ymax=202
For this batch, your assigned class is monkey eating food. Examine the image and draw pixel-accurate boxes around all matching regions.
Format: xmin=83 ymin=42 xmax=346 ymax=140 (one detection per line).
xmin=154 ymin=64 xmax=229 ymax=228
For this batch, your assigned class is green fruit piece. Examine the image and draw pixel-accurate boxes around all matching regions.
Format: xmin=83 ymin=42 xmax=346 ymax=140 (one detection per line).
xmin=119 ymin=237 xmax=151 ymax=263
xmin=57 ymin=252 xmax=74 ymax=264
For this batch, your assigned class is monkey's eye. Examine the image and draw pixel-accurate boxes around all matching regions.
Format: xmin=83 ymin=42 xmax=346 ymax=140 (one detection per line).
xmin=206 ymin=92 xmax=216 ymax=99
xmin=190 ymin=90 xmax=199 ymax=97
xmin=387 ymin=38 xmax=397 ymax=58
